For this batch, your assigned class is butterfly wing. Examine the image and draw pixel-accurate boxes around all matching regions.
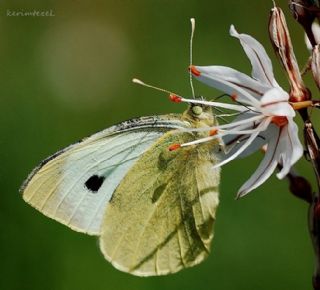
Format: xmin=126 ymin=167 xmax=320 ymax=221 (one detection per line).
xmin=21 ymin=115 xmax=188 ymax=235
xmin=99 ymin=130 xmax=220 ymax=276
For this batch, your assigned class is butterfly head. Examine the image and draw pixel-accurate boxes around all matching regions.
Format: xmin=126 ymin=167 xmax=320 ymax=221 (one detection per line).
xmin=184 ymin=101 xmax=216 ymax=127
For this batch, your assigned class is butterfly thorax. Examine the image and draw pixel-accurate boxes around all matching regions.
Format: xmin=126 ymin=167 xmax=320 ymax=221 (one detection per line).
xmin=182 ymin=104 xmax=217 ymax=139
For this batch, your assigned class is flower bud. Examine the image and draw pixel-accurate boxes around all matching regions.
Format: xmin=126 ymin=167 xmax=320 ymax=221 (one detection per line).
xmin=312 ymin=44 xmax=320 ymax=89
xmin=287 ymin=172 xmax=312 ymax=203
xmin=315 ymin=200 xmax=320 ymax=219
xmin=269 ymin=6 xmax=311 ymax=102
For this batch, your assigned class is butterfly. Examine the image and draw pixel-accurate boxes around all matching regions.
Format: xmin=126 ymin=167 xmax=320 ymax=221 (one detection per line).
xmin=20 ymin=102 xmax=221 ymax=276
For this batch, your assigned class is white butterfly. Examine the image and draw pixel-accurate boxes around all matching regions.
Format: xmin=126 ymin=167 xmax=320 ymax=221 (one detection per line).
xmin=21 ymin=107 xmax=221 ymax=276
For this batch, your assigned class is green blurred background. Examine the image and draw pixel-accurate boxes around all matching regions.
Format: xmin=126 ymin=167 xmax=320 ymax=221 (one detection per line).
xmin=0 ymin=0 xmax=318 ymax=289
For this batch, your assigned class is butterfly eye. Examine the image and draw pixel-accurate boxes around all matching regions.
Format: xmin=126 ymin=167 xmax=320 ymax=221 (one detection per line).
xmin=192 ymin=105 xmax=203 ymax=115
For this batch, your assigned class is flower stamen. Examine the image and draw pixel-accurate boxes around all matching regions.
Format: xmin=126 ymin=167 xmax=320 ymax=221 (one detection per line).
xmin=169 ymin=94 xmax=182 ymax=103
xmin=168 ymin=144 xmax=181 ymax=151
xmin=189 ymin=65 xmax=201 ymax=77
xmin=290 ymin=100 xmax=313 ymax=110
xmin=209 ymin=129 xmax=219 ymax=136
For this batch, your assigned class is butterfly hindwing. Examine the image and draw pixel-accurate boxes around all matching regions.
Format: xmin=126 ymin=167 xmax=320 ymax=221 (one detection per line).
xmin=21 ymin=115 xmax=188 ymax=235
xmin=99 ymin=129 xmax=220 ymax=276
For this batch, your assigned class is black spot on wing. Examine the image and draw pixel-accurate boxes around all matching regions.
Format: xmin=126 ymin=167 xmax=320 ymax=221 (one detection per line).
xmin=85 ymin=175 xmax=105 ymax=193
xmin=20 ymin=114 xmax=184 ymax=194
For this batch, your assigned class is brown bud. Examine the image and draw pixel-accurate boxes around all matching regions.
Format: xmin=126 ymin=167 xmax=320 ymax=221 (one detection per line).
xmin=315 ymin=201 xmax=320 ymax=219
xmin=313 ymin=274 xmax=320 ymax=290
xmin=287 ymin=173 xmax=313 ymax=203
xmin=269 ymin=6 xmax=311 ymax=102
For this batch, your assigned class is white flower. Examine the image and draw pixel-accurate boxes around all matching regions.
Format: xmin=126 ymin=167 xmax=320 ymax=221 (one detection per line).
xmin=181 ymin=25 xmax=304 ymax=197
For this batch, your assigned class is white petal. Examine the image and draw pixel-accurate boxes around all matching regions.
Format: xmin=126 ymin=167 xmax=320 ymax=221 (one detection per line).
xmin=193 ymin=66 xmax=270 ymax=98
xmin=287 ymin=119 xmax=304 ymax=166
xmin=260 ymin=87 xmax=289 ymax=104
xmin=305 ymin=21 xmax=320 ymax=51
xmin=222 ymin=127 xmax=266 ymax=135
xmin=276 ymin=120 xmax=303 ymax=179
xmin=276 ymin=126 xmax=292 ymax=179
xmin=223 ymin=133 xmax=265 ymax=158
xmin=260 ymin=88 xmax=295 ymax=117
xmin=223 ymin=118 xmax=276 ymax=158
xmin=230 ymin=25 xmax=279 ymax=88
xmin=261 ymin=102 xmax=295 ymax=117
xmin=237 ymin=125 xmax=281 ymax=197
xmin=194 ymin=66 xmax=260 ymax=107
xmin=312 ymin=22 xmax=320 ymax=44
xmin=214 ymin=118 xmax=271 ymax=168
xmin=305 ymin=32 xmax=313 ymax=51
xmin=215 ymin=114 xmax=264 ymax=129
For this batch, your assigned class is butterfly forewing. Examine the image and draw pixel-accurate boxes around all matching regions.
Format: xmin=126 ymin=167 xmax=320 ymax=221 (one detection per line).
xmin=99 ymin=129 xmax=220 ymax=276
xmin=21 ymin=115 xmax=188 ymax=235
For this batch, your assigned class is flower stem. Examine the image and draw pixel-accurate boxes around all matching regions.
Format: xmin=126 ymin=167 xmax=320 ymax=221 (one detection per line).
xmin=299 ymin=109 xmax=320 ymax=289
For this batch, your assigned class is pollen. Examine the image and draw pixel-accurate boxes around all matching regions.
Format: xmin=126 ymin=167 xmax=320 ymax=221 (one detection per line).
xmin=168 ymin=144 xmax=181 ymax=151
xmin=188 ymin=65 xmax=201 ymax=77
xmin=209 ymin=129 xmax=218 ymax=136
xmin=169 ymin=94 xmax=182 ymax=103
xmin=271 ymin=116 xmax=288 ymax=127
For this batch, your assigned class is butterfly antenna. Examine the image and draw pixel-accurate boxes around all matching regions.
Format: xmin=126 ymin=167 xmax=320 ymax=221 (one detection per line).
xmin=189 ymin=18 xmax=196 ymax=99
xmin=132 ymin=78 xmax=183 ymax=100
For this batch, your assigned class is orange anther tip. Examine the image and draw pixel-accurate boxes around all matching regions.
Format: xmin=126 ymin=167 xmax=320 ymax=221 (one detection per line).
xmin=209 ymin=129 xmax=218 ymax=136
xmin=168 ymin=144 xmax=181 ymax=151
xmin=231 ymin=93 xmax=237 ymax=101
xmin=169 ymin=94 xmax=182 ymax=103
xmin=188 ymin=65 xmax=201 ymax=77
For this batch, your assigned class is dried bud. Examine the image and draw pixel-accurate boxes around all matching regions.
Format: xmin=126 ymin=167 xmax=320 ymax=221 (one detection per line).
xmin=289 ymin=0 xmax=319 ymax=47
xmin=287 ymin=172 xmax=313 ymax=203
xmin=313 ymin=274 xmax=320 ymax=290
xmin=269 ymin=6 xmax=311 ymax=102
xmin=312 ymin=44 xmax=320 ymax=89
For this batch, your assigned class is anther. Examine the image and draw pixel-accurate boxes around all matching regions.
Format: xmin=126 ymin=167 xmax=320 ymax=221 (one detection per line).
xmin=188 ymin=65 xmax=201 ymax=77
xmin=230 ymin=93 xmax=238 ymax=101
xmin=169 ymin=94 xmax=182 ymax=103
xmin=209 ymin=129 xmax=218 ymax=136
xmin=168 ymin=144 xmax=181 ymax=151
